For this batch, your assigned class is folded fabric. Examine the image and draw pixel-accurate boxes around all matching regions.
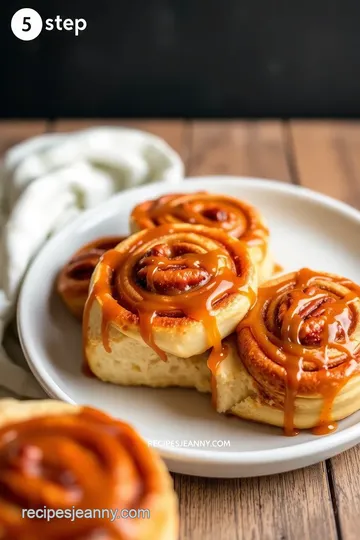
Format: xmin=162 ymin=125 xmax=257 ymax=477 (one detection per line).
xmin=0 ymin=126 xmax=184 ymax=398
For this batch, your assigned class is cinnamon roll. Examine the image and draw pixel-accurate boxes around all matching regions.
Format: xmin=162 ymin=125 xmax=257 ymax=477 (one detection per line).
xmin=83 ymin=223 xmax=256 ymax=391
xmin=214 ymin=269 xmax=360 ymax=435
xmin=0 ymin=399 xmax=178 ymax=540
xmin=130 ymin=192 xmax=273 ymax=282
xmin=57 ymin=236 xmax=126 ymax=319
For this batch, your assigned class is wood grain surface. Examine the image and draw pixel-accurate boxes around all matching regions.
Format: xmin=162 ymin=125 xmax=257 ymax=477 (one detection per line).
xmin=188 ymin=121 xmax=291 ymax=181
xmin=1 ymin=118 xmax=360 ymax=540
xmin=290 ymin=120 xmax=360 ymax=540
xmin=289 ymin=121 xmax=360 ymax=207
xmin=0 ymin=120 xmax=48 ymax=155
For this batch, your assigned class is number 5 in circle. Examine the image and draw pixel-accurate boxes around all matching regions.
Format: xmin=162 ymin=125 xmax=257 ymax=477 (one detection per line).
xmin=22 ymin=17 xmax=31 ymax=32
xmin=11 ymin=8 xmax=43 ymax=41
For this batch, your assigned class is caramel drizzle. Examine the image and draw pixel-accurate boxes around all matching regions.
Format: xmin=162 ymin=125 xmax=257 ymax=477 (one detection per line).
xmin=131 ymin=192 xmax=269 ymax=260
xmin=239 ymin=268 xmax=360 ymax=435
xmin=273 ymin=262 xmax=284 ymax=274
xmin=83 ymin=224 xmax=256 ymax=386
xmin=0 ymin=407 xmax=164 ymax=539
xmin=58 ymin=236 xmax=126 ymax=319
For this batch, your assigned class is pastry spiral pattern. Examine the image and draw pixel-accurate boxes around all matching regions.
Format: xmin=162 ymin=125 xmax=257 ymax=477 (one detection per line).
xmin=130 ymin=192 xmax=273 ymax=282
xmin=237 ymin=269 xmax=360 ymax=435
xmin=57 ymin=236 xmax=126 ymax=319
xmin=0 ymin=402 xmax=177 ymax=540
xmin=84 ymin=223 xmax=257 ymax=369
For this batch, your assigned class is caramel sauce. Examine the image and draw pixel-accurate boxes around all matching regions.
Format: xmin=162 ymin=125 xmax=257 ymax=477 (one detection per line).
xmin=57 ymin=235 xmax=126 ymax=320
xmin=131 ymin=192 xmax=269 ymax=262
xmin=238 ymin=268 xmax=360 ymax=436
xmin=273 ymin=263 xmax=284 ymax=274
xmin=57 ymin=235 xmax=126 ymax=375
xmin=83 ymin=224 xmax=255 ymax=383
xmin=0 ymin=407 xmax=163 ymax=539
xmin=210 ymin=342 xmax=229 ymax=407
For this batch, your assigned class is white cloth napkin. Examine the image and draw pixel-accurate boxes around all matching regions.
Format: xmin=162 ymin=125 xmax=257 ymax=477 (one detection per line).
xmin=0 ymin=126 xmax=184 ymax=399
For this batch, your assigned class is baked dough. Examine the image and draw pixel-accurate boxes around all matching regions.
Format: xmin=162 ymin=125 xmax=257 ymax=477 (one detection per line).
xmin=0 ymin=399 xmax=178 ymax=540
xmin=130 ymin=191 xmax=274 ymax=283
xmin=215 ymin=270 xmax=360 ymax=432
xmin=84 ymin=223 xmax=257 ymax=387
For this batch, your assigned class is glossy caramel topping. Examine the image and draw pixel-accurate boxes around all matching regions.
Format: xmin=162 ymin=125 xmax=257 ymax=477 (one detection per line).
xmin=131 ymin=192 xmax=269 ymax=260
xmin=57 ymin=236 xmax=126 ymax=319
xmin=0 ymin=407 xmax=164 ymax=539
xmin=83 ymin=224 xmax=256 ymax=376
xmin=273 ymin=263 xmax=284 ymax=274
xmin=238 ymin=268 xmax=360 ymax=435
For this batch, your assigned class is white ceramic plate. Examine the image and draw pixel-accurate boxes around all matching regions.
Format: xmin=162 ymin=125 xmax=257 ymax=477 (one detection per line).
xmin=18 ymin=177 xmax=360 ymax=478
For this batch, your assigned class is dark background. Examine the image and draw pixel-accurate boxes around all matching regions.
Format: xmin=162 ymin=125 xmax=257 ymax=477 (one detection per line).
xmin=2 ymin=0 xmax=360 ymax=118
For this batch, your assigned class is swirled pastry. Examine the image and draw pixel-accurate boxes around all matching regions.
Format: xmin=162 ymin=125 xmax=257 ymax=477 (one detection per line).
xmin=0 ymin=399 xmax=178 ymax=540
xmin=213 ymin=269 xmax=360 ymax=435
xmin=57 ymin=236 xmax=126 ymax=319
xmin=83 ymin=223 xmax=257 ymax=390
xmin=130 ymin=192 xmax=273 ymax=282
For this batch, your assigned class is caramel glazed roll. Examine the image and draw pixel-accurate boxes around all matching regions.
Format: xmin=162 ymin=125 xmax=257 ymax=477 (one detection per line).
xmin=57 ymin=236 xmax=127 ymax=320
xmin=130 ymin=192 xmax=274 ymax=283
xmin=0 ymin=399 xmax=178 ymax=540
xmin=212 ymin=269 xmax=360 ymax=435
xmin=83 ymin=223 xmax=257 ymax=392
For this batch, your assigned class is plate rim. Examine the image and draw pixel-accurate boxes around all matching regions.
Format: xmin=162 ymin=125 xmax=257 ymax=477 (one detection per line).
xmin=17 ymin=175 xmax=360 ymax=468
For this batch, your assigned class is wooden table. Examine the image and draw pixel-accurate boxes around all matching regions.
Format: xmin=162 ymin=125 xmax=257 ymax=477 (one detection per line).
xmin=2 ymin=119 xmax=360 ymax=540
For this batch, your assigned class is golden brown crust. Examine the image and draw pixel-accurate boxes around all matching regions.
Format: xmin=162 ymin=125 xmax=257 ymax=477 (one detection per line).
xmin=57 ymin=236 xmax=126 ymax=319
xmin=236 ymin=269 xmax=360 ymax=433
xmin=237 ymin=326 xmax=349 ymax=399
xmin=130 ymin=191 xmax=267 ymax=242
xmin=130 ymin=192 xmax=273 ymax=283
xmin=84 ymin=223 xmax=257 ymax=360
xmin=107 ymin=290 xmax=239 ymax=330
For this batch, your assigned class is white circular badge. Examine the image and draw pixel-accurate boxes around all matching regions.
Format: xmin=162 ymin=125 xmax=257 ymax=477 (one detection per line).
xmin=11 ymin=8 xmax=43 ymax=41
